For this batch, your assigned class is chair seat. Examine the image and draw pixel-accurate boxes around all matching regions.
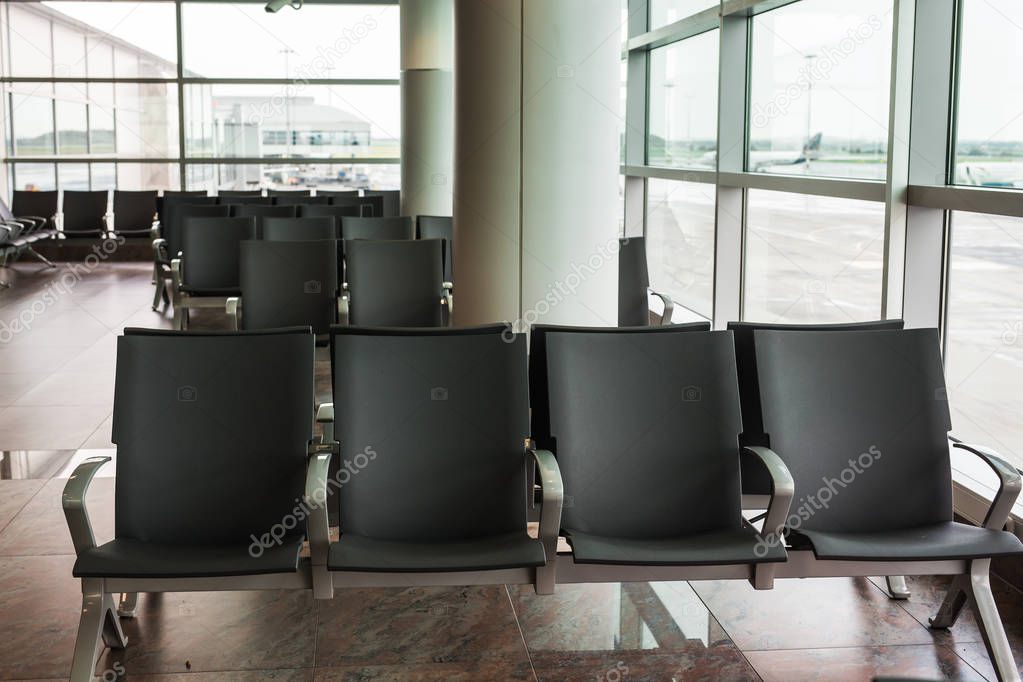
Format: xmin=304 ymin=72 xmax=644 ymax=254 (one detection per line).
xmin=327 ymin=531 xmax=545 ymax=573
xmin=73 ymin=536 xmax=304 ymax=578
xmin=180 ymin=286 xmax=241 ymax=296
xmin=566 ymin=524 xmax=787 ymax=565
xmin=795 ymin=521 xmax=1023 ymax=561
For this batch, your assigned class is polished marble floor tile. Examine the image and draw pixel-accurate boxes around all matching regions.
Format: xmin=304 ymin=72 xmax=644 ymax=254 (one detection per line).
xmin=314 ymin=661 xmax=536 ymax=681
xmin=115 ymin=670 xmax=314 ymax=681
xmin=0 ymin=478 xmax=45 ymax=531
xmin=0 ymin=404 xmax=111 ymax=450
xmin=313 ymin=586 xmax=532 ymax=668
xmin=0 ymin=371 xmax=50 ymax=405
xmin=99 ymin=590 xmax=318 ymax=675
xmin=0 ymin=475 xmax=114 ymax=556
xmin=745 ymin=644 xmax=986 ymax=682
xmin=0 ymin=449 xmax=75 ymax=479
xmin=692 ymin=577 xmax=939 ymax=650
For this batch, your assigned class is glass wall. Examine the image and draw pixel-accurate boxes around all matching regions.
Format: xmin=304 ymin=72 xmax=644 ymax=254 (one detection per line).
xmin=0 ymin=1 xmax=400 ymax=193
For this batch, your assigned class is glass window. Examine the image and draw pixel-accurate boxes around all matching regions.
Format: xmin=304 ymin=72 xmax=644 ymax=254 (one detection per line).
xmin=954 ymin=0 xmax=1023 ymax=189
xmin=55 ymin=84 xmax=88 ymax=155
xmin=91 ymin=163 xmax=116 ymax=190
xmin=12 ymin=163 xmax=56 ymax=191
xmin=184 ymin=84 xmax=400 ymax=159
xmin=11 ymin=91 xmax=55 ymax=155
xmin=86 ymin=36 xmax=115 ymax=79
xmin=181 ymin=3 xmax=399 ymax=79
xmin=88 ymin=83 xmax=116 ymax=155
xmin=185 ymin=162 xmax=399 ymax=193
xmin=52 ymin=22 xmax=87 ymax=78
xmin=57 ymin=163 xmax=90 ymax=191
xmin=116 ymin=163 xmax=180 ymax=192
xmin=743 ymin=190 xmax=885 ymax=323
xmin=4 ymin=4 xmax=53 ymax=77
xmin=647 ymin=30 xmax=718 ymax=168
xmin=946 ymin=211 xmax=1023 ymax=468
xmin=748 ymin=0 xmax=892 ymax=180
xmin=114 ymin=83 xmax=179 ymax=159
xmin=645 ymin=179 xmax=716 ymax=319
xmin=649 ymin=1 xmax=718 ymax=29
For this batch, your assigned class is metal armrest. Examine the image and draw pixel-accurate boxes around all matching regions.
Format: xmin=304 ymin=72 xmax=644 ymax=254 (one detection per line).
xmin=528 ymin=448 xmax=564 ymax=558
xmin=62 ymin=456 xmax=111 ymax=555
xmin=743 ymin=446 xmax=795 ymax=545
xmin=649 ymin=289 xmax=674 ymax=326
xmin=953 ymin=441 xmax=1022 ymax=530
xmin=339 ymin=294 xmax=350 ymax=326
xmin=170 ymin=258 xmax=183 ymax=290
xmin=226 ymin=297 xmax=241 ymax=331
xmin=442 ymin=283 xmax=454 ymax=327
xmin=304 ymin=442 xmax=336 ymax=598
xmin=316 ymin=403 xmax=334 ymax=424
xmin=152 ymin=238 xmax=168 ymax=263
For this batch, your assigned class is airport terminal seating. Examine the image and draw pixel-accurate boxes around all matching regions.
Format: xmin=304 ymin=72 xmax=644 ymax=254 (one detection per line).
xmin=218 ymin=190 xmax=264 ymax=198
xmin=617 ymin=236 xmax=675 ymax=327
xmin=274 ymin=195 xmax=330 ymax=207
xmin=60 ymin=190 xmax=109 ymax=239
xmin=229 ymin=240 xmax=340 ymax=334
xmin=300 ymin=204 xmax=362 ymax=220
xmin=261 ymin=216 xmax=337 ymax=242
xmin=331 ymin=194 xmax=382 ymax=217
xmin=170 ymin=216 xmax=256 ymax=329
xmin=316 ymin=189 xmax=360 ymax=200
xmin=156 ymin=190 xmax=206 ymax=227
xmin=0 ymin=195 xmax=58 ymax=269
xmin=224 ymin=196 xmax=273 ymax=209
xmin=340 ymin=215 xmax=415 ymax=242
xmin=364 ymin=189 xmax=400 ymax=217
xmin=416 ymin=215 xmax=453 ymax=285
xmin=235 ymin=204 xmax=298 ymax=220
xmin=63 ymin=327 xmax=318 ymax=682
xmin=152 ymin=202 xmax=229 ymax=311
xmin=110 ymin=191 xmax=158 ymax=239
xmin=341 ymin=238 xmax=450 ymax=327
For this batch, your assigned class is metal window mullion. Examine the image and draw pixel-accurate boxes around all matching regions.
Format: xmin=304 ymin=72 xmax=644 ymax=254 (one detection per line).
xmin=176 ymin=0 xmax=186 ymax=189
xmin=624 ymin=0 xmax=649 ymax=239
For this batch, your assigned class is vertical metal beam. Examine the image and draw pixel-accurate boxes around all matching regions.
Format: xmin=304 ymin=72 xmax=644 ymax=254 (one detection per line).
xmin=175 ymin=0 xmax=186 ymax=189
xmin=880 ymin=0 xmax=917 ymax=320
xmin=903 ymin=0 xmax=958 ymax=331
xmin=712 ymin=8 xmax=746 ymax=329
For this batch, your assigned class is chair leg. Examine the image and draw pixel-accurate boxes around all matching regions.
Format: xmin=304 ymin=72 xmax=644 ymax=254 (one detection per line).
xmin=101 ymin=591 xmax=128 ymax=650
xmin=967 ymin=559 xmax=1021 ymax=682
xmin=117 ymin=592 xmax=138 ymax=618
xmin=172 ymin=303 xmax=184 ymax=331
xmin=886 ymin=575 xmax=911 ymax=599
xmin=929 ymin=574 xmax=969 ymax=629
xmin=69 ymin=580 xmax=107 ymax=682
xmin=26 ymin=246 xmax=57 ymax=269
xmin=151 ymin=278 xmax=164 ymax=312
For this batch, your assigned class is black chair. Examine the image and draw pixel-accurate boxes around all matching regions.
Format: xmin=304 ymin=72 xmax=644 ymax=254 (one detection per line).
xmin=2 ymin=194 xmax=57 ymax=268
xmin=156 ymin=190 xmax=207 ymax=226
xmin=261 ymin=217 xmax=337 ymax=242
xmin=152 ymin=202 xmax=230 ymax=311
xmin=229 ymin=240 xmax=339 ymax=334
xmin=64 ymin=327 xmax=318 ymax=682
xmin=224 ymin=197 xmax=273 ymax=212
xmin=340 ymin=216 xmax=414 ymax=242
xmin=309 ymin=325 xmax=558 ymax=598
xmin=316 ymin=189 xmax=360 ymax=200
xmin=299 ymin=204 xmax=361 ymax=220
xmin=218 ymin=190 xmax=264 ymax=198
xmin=60 ymin=190 xmax=109 ymax=239
xmin=111 ymin=190 xmax=157 ymax=238
xmin=331 ymin=194 xmax=382 ymax=217
xmin=416 ymin=215 xmax=453 ymax=285
xmin=527 ymin=324 xmax=787 ymax=589
xmin=273 ymin=195 xmax=330 ymax=207
xmin=170 ymin=216 xmax=256 ymax=329
xmin=342 ymin=238 xmax=449 ymax=327
xmin=752 ymin=327 xmax=1022 ymax=680
xmin=12 ymin=190 xmax=58 ymax=232
xmin=364 ymin=189 xmax=400 ymax=217
xmin=268 ymin=189 xmax=311 ymax=197
xmin=618 ymin=237 xmax=676 ymax=327
xmin=234 ymin=204 xmax=297 ymax=219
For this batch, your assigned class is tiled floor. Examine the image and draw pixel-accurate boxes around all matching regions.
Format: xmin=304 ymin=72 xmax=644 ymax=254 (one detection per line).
xmin=0 ymin=260 xmax=1021 ymax=681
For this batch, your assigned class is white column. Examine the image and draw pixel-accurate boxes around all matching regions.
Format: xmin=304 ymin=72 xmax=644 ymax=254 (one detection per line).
xmin=453 ymin=0 xmax=620 ymax=327
xmin=400 ymin=0 xmax=454 ymax=218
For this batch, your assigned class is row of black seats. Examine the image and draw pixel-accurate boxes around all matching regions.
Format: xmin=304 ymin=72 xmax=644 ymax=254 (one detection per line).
xmin=63 ymin=323 xmax=1023 ymax=681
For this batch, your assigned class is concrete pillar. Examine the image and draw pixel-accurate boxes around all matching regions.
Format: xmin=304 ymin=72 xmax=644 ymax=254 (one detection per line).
xmin=452 ymin=0 xmax=620 ymax=328
xmin=400 ymin=0 xmax=454 ymax=219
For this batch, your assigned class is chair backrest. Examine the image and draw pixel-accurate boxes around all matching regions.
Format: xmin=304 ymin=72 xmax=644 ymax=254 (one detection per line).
xmin=224 ymin=196 xmax=273 ymax=211
xmin=164 ymin=203 xmax=230 ymax=258
xmin=261 ymin=216 xmax=337 ymax=242
xmin=316 ymin=189 xmax=360 ymax=200
xmin=331 ymin=195 xmax=382 ymax=217
xmin=112 ymin=190 xmax=157 ymax=234
xmin=157 ymin=190 xmax=207 ymax=224
xmin=364 ymin=189 xmax=400 ymax=217
xmin=331 ymin=325 xmax=529 ymax=542
xmin=218 ymin=190 xmax=264 ymax=198
xmin=531 ymin=325 xmax=743 ymax=539
xmin=12 ymin=190 xmax=58 ymax=225
xmin=618 ymin=236 xmax=652 ymax=327
xmin=728 ymin=319 xmax=906 ymax=448
xmin=61 ymin=190 xmax=109 ymax=234
xmin=417 ymin=215 xmax=453 ymax=283
xmin=274 ymin=195 xmax=330 ymax=207
xmin=0 ymin=198 xmax=15 ymax=222
xmin=345 ymin=238 xmax=443 ymax=327
xmin=239 ymin=240 xmax=339 ymax=334
xmin=754 ymin=327 xmax=952 ymax=534
xmin=268 ymin=189 xmax=311 ymax=197
xmin=299 ymin=204 xmax=361 ymax=220
xmin=180 ymin=216 xmax=257 ymax=291
xmin=112 ymin=327 xmax=314 ymax=545
xmin=234 ymin=204 xmax=297 ymax=219
xmin=341 ymin=215 xmax=414 ymax=242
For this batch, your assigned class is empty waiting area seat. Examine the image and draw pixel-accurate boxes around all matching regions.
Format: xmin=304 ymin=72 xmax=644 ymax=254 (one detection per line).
xmin=342 ymin=238 xmax=449 ymax=327
xmin=60 ymin=190 xmax=109 ymax=238
xmin=111 ymin=190 xmax=158 ymax=238
xmin=261 ymin=216 xmax=337 ymax=242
